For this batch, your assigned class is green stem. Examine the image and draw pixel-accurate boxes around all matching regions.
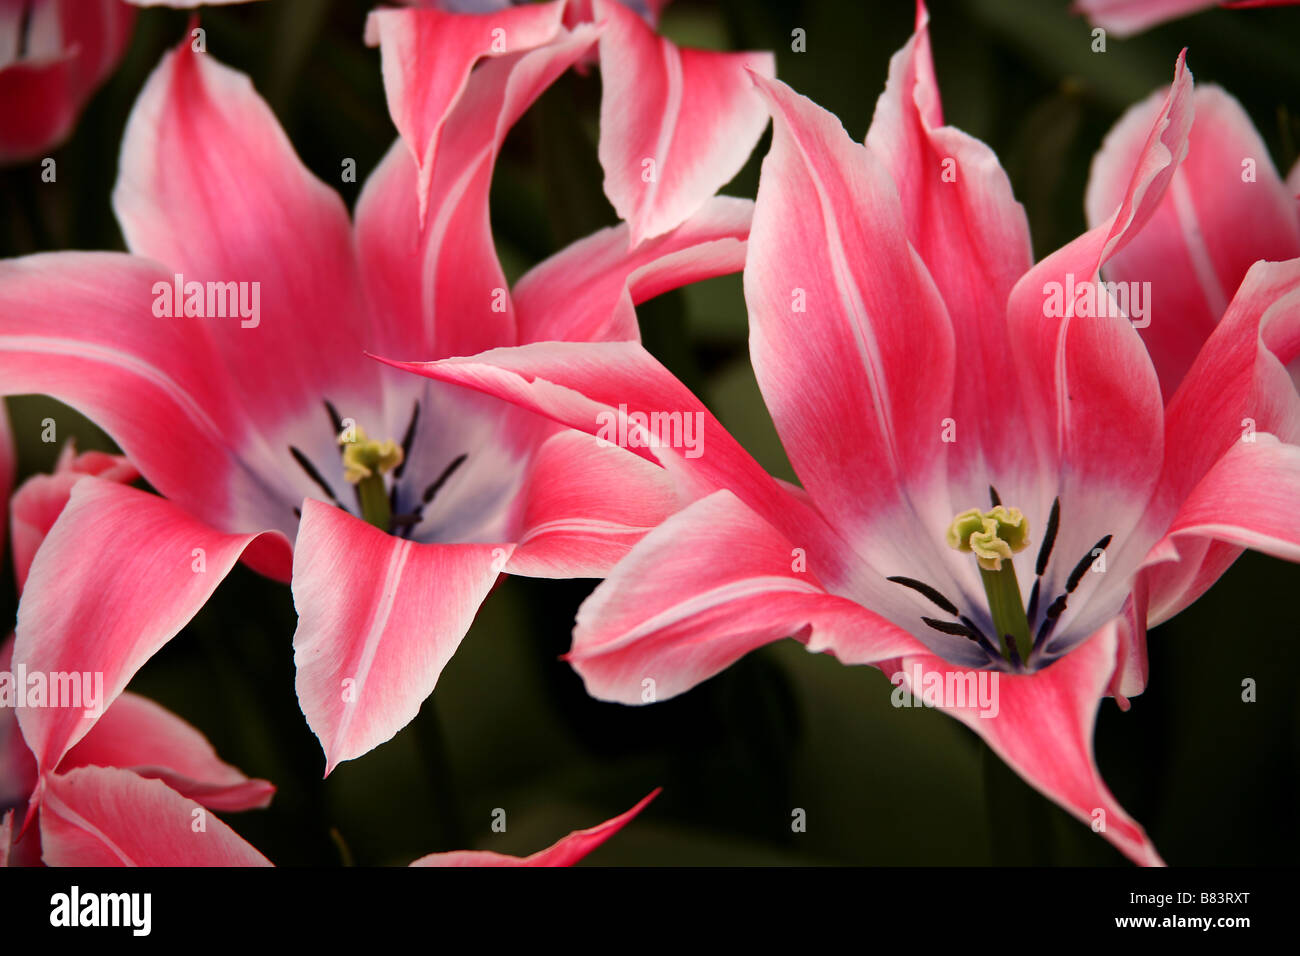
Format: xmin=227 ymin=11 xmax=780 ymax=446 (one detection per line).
xmin=356 ymin=474 xmax=390 ymax=531
xmin=979 ymin=561 xmax=1032 ymax=664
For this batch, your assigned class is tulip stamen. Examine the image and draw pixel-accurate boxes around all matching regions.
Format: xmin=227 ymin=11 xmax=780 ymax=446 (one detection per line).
xmin=948 ymin=505 xmax=1033 ymax=664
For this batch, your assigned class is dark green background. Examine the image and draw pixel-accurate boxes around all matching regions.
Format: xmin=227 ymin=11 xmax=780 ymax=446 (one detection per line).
xmin=2 ymin=0 xmax=1298 ymax=865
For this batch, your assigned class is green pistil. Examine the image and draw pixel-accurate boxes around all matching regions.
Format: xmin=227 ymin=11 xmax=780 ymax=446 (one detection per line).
xmin=340 ymin=426 xmax=403 ymax=531
xmin=948 ymin=506 xmax=1034 ymax=663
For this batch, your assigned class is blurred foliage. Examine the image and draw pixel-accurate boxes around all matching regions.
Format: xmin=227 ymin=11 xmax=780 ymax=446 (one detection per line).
xmin=1 ymin=0 xmax=1298 ymax=865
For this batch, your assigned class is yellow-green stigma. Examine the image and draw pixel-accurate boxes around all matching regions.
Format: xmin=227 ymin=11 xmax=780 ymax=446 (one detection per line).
xmin=340 ymin=426 xmax=404 ymax=530
xmin=948 ymin=505 xmax=1033 ymax=663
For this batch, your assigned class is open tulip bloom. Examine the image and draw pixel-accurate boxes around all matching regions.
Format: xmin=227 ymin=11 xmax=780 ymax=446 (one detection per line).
xmin=379 ymin=5 xmax=1300 ymax=866
xmin=0 ymin=3 xmax=776 ymax=789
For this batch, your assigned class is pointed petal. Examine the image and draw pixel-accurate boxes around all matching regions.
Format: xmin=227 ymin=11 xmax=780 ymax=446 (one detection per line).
xmin=10 ymin=447 xmax=137 ymax=594
xmin=411 ymin=789 xmax=659 ymax=866
xmin=113 ymin=39 xmax=378 ymax=432
xmin=595 ymin=0 xmax=773 ymax=244
xmin=40 ymin=766 xmax=272 ymax=866
xmin=365 ymin=0 xmax=567 ymax=224
xmin=864 ymin=5 xmax=1035 ymax=496
xmin=508 ymin=429 xmax=677 ymax=578
xmin=291 ymin=501 xmax=511 ymax=773
xmin=356 ymin=25 xmax=601 ymax=359
xmin=570 ymin=490 xmax=926 ymax=704
xmin=1086 ymin=86 xmax=1300 ymax=396
xmin=1075 ymin=0 xmax=1214 ymax=36
xmin=1006 ymin=53 xmax=1192 ymax=613
xmin=744 ymin=74 xmax=955 ymax=548
xmin=0 ymin=636 xmax=38 ymax=820
xmin=0 ymin=253 xmax=297 ymax=535
xmin=14 ymin=479 xmax=288 ymax=776
xmin=61 ymin=692 xmax=274 ymax=812
xmin=901 ymin=625 xmax=1164 ymax=866
xmin=373 ymin=341 xmax=858 ymax=582
xmin=513 ymin=195 xmax=753 ymax=344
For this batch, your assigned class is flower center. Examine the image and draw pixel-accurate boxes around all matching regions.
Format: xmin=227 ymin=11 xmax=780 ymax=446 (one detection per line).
xmin=339 ymin=426 xmax=404 ymax=530
xmin=288 ymin=400 xmax=468 ymax=538
xmin=887 ymin=488 xmax=1114 ymax=671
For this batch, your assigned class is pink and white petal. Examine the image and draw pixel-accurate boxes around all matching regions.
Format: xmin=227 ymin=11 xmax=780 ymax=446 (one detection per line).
xmin=745 ymin=75 xmax=956 ymax=557
xmin=1144 ymin=434 xmax=1300 ymax=623
xmin=1147 ymin=257 xmax=1300 ymax=618
xmin=411 ymin=788 xmax=659 ymax=866
xmin=902 ymin=625 xmax=1163 ymax=866
xmin=1075 ymin=0 xmax=1214 ymax=36
xmin=513 ymin=195 xmax=753 ymax=345
xmin=10 ymin=448 xmax=138 ymax=593
xmin=357 ymin=26 xmax=601 ymax=360
xmin=595 ymin=0 xmax=773 ymax=245
xmin=365 ymin=0 xmax=566 ymax=224
xmin=14 ymin=479 xmax=288 ymax=777
xmin=292 ymin=500 xmax=511 ymax=774
xmin=508 ymin=429 xmax=677 ymax=578
xmin=113 ymin=39 xmax=380 ymax=436
xmin=1110 ymin=576 xmax=1150 ymax=702
xmin=0 ymin=253 xmax=296 ymax=537
xmin=40 ymin=766 xmax=272 ymax=866
xmin=1086 ymin=86 xmax=1300 ymax=397
xmin=1006 ymin=53 xmax=1192 ymax=609
xmin=373 ymin=341 xmax=858 ymax=582
xmin=570 ymin=490 xmax=928 ymax=704
xmin=60 ymin=691 xmax=274 ymax=812
xmin=865 ymin=4 xmax=1035 ymax=497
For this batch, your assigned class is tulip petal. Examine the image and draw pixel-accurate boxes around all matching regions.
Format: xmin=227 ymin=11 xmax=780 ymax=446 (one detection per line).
xmin=1145 ymin=258 xmax=1300 ymax=621
xmin=900 ymin=625 xmax=1164 ymax=866
xmin=513 ymin=196 xmax=753 ymax=345
xmin=291 ymin=500 xmax=511 ymax=773
xmin=595 ymin=0 xmax=773 ymax=244
xmin=744 ymin=74 xmax=956 ymax=559
xmin=14 ymin=479 xmax=288 ymax=777
xmin=1006 ymin=53 xmax=1192 ymax=631
xmin=355 ymin=26 xmax=601 ymax=359
xmin=40 ymin=766 xmax=271 ymax=866
xmin=411 ymin=789 xmax=659 ymax=866
xmin=865 ymin=3 xmax=1035 ymax=498
xmin=365 ymin=0 xmax=567 ymax=224
xmin=60 ymin=692 xmax=274 ymax=812
xmin=0 ymin=253 xmax=298 ymax=537
xmin=373 ymin=341 xmax=858 ymax=582
xmin=0 ymin=401 xmax=11 ymax=553
xmin=570 ymin=490 xmax=927 ymax=704
xmin=1086 ymin=86 xmax=1300 ymax=396
xmin=10 ymin=445 xmax=137 ymax=593
xmin=113 ymin=39 xmax=381 ymax=441
xmin=508 ymin=429 xmax=677 ymax=578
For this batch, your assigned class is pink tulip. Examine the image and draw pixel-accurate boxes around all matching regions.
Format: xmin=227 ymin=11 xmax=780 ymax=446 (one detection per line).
xmin=1077 ymin=0 xmax=1300 ymax=37
xmin=380 ymin=4 xmax=1300 ymax=866
xmin=2 ymin=445 xmax=273 ymax=866
xmin=0 ymin=19 xmax=757 ymax=781
xmin=1087 ymin=84 xmax=1300 ymax=397
xmin=374 ymin=0 xmax=773 ymax=243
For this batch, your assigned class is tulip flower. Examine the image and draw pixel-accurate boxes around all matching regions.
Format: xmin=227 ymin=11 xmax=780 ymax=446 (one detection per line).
xmin=381 ymin=4 xmax=1300 ymax=865
xmin=0 ymin=16 xmax=758 ymax=783
xmin=374 ymin=0 xmax=774 ymax=242
xmin=2 ymin=444 xmax=273 ymax=866
xmin=1077 ymin=0 xmax=1300 ymax=37
xmin=1086 ymin=83 xmax=1300 ymax=397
